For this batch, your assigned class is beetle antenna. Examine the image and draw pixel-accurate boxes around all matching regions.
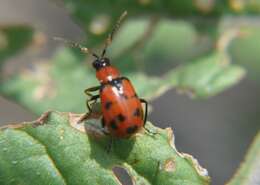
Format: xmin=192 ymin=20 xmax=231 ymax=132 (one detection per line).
xmin=101 ymin=11 xmax=127 ymax=57
xmin=53 ymin=37 xmax=99 ymax=59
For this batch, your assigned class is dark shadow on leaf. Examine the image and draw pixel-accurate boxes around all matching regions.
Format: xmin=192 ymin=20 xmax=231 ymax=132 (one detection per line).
xmin=83 ymin=119 xmax=136 ymax=169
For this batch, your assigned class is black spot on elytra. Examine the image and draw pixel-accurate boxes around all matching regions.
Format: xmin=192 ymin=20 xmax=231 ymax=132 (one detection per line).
xmin=110 ymin=78 xmax=122 ymax=91
xmin=117 ymin=114 xmax=126 ymax=122
xmin=105 ymin=101 xmax=112 ymax=110
xmin=110 ymin=120 xmax=118 ymax=130
xmin=133 ymin=108 xmax=141 ymax=117
xmin=126 ymin=125 xmax=138 ymax=134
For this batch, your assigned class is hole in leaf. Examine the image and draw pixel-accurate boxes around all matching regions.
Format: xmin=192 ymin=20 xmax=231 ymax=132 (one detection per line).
xmin=112 ymin=166 xmax=133 ymax=185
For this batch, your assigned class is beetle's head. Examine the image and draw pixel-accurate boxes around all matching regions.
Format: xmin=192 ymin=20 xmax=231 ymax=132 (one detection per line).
xmin=92 ymin=57 xmax=111 ymax=70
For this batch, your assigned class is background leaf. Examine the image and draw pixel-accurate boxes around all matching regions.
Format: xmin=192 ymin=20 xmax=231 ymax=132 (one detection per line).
xmin=61 ymin=0 xmax=260 ymax=46
xmin=0 ymin=111 xmax=210 ymax=185
xmin=0 ymin=25 xmax=33 ymax=66
xmin=229 ymin=27 xmax=260 ymax=81
xmin=166 ymin=53 xmax=246 ymax=98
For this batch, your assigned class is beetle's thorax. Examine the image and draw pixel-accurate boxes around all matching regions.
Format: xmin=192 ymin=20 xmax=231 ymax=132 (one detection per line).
xmin=93 ymin=58 xmax=120 ymax=83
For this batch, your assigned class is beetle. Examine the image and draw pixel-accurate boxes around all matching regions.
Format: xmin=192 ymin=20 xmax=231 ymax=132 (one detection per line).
xmin=55 ymin=11 xmax=149 ymax=138
xmin=84 ymin=57 xmax=148 ymax=138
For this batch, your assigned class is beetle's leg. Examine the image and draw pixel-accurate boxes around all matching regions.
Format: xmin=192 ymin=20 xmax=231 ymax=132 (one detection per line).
xmin=78 ymin=86 xmax=100 ymax=123
xmin=84 ymin=86 xmax=100 ymax=97
xmin=140 ymin=98 xmax=148 ymax=125
xmin=106 ymin=136 xmax=114 ymax=154
xmin=78 ymin=95 xmax=100 ymax=123
xmin=84 ymin=86 xmax=101 ymax=111
xmin=86 ymin=95 xmax=100 ymax=112
xmin=140 ymin=98 xmax=156 ymax=135
xmin=101 ymin=116 xmax=113 ymax=153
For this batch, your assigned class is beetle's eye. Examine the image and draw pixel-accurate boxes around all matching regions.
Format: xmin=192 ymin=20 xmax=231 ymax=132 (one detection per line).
xmin=92 ymin=60 xmax=102 ymax=69
xmin=102 ymin=58 xmax=110 ymax=65
xmin=92 ymin=58 xmax=110 ymax=70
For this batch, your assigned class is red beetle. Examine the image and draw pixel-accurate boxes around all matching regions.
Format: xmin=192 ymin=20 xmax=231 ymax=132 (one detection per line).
xmin=55 ymin=11 xmax=148 ymax=138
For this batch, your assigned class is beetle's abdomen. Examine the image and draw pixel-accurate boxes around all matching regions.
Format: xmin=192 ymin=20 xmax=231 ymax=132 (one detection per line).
xmin=100 ymin=77 xmax=144 ymax=138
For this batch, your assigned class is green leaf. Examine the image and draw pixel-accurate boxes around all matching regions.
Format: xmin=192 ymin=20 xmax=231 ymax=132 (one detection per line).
xmin=0 ymin=111 xmax=210 ymax=185
xmin=58 ymin=0 xmax=260 ymax=47
xmin=227 ymin=132 xmax=260 ymax=185
xmin=0 ymin=48 xmax=96 ymax=114
xmin=0 ymin=25 xmax=33 ymax=64
xmin=166 ymin=53 xmax=246 ymax=98
xmin=108 ymin=18 xmax=211 ymax=77
xmin=229 ymin=28 xmax=260 ymax=81
xmin=61 ymin=0 xmax=260 ymax=39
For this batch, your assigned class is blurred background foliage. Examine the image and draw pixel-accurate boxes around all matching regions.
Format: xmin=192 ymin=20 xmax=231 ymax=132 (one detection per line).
xmin=0 ymin=0 xmax=260 ymax=184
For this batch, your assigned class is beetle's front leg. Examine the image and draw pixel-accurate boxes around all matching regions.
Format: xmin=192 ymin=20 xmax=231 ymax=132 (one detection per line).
xmin=78 ymin=86 xmax=100 ymax=123
xmin=84 ymin=85 xmax=101 ymax=111
xmin=84 ymin=86 xmax=100 ymax=97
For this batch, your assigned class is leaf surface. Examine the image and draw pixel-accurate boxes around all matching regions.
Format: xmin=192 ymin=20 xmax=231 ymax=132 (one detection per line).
xmin=0 ymin=111 xmax=210 ymax=185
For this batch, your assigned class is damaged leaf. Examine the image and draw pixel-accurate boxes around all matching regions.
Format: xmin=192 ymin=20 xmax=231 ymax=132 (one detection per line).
xmin=0 ymin=111 xmax=210 ymax=185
